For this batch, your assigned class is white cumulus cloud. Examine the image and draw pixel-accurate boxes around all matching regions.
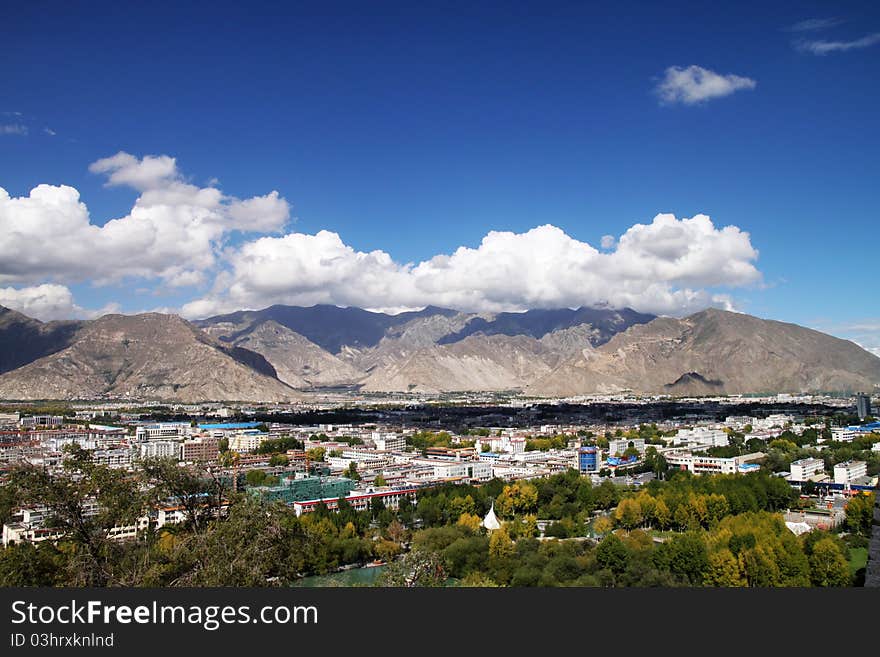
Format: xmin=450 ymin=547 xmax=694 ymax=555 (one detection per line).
xmin=0 ymin=284 xmax=118 ymax=321
xmin=655 ymin=65 xmax=757 ymax=105
xmin=0 ymin=153 xmax=290 ymax=289
xmin=88 ymin=152 xmax=178 ymax=190
xmin=182 ymin=214 xmax=762 ymax=319
xmin=600 ymin=234 xmax=616 ymax=249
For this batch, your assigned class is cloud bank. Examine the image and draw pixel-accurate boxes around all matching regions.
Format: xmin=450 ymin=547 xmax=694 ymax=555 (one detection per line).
xmin=182 ymin=214 xmax=760 ymax=319
xmin=0 ymin=152 xmax=290 ymax=289
xmin=655 ymin=65 xmax=756 ymax=105
xmin=0 ymin=153 xmax=763 ymax=322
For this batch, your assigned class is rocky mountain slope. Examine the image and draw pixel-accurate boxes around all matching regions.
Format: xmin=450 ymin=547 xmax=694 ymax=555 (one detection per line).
xmin=0 ymin=312 xmax=299 ymax=402
xmin=232 ymin=320 xmax=364 ymax=388
xmin=526 ymin=308 xmax=880 ymax=396
xmin=359 ymin=334 xmax=563 ymax=393
xmin=1 ymin=304 xmax=877 ymax=400
xmin=198 ymin=304 xmax=654 ymax=392
xmin=0 ymin=306 xmax=82 ymax=374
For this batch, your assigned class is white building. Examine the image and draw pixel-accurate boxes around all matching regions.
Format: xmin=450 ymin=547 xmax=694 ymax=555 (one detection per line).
xmin=428 ymin=459 xmax=493 ymax=482
xmin=20 ymin=415 xmax=63 ymax=428
xmin=373 ymin=433 xmax=406 ymax=452
xmin=754 ymin=414 xmax=794 ymax=430
xmin=608 ymin=438 xmax=647 ymax=455
xmin=665 ymin=451 xmax=764 ymax=475
xmin=139 ymin=440 xmax=180 ymax=459
xmin=0 ymin=412 xmax=20 ymax=425
xmin=724 ymin=416 xmax=754 ymax=430
xmin=135 ymin=422 xmax=192 ymax=442
xmin=228 ymin=432 xmax=268 ymax=453
xmin=830 ymin=428 xmax=857 ymax=443
xmin=833 ymin=461 xmax=867 ymax=485
xmin=790 ymin=457 xmax=825 ymax=481
xmin=90 ymin=448 xmax=133 ymax=469
xmin=42 ymin=435 xmax=101 ymax=451
xmin=673 ymin=428 xmax=729 ymax=448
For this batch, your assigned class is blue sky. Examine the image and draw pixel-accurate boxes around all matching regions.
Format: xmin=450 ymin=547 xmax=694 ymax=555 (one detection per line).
xmin=1 ymin=1 xmax=878 ymax=353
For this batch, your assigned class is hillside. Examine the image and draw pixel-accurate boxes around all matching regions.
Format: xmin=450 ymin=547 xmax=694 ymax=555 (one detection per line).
xmin=0 ymin=313 xmax=299 ymax=402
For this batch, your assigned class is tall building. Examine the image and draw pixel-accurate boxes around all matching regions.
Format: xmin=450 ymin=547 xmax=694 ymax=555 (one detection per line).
xmin=856 ymin=393 xmax=871 ymax=420
xmin=790 ymin=457 xmax=825 ymax=481
xmin=834 ymin=460 xmax=867 ymax=485
xmin=578 ymin=446 xmax=600 ymax=474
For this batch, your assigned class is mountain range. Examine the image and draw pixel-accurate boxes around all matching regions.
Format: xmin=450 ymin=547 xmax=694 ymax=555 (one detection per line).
xmin=0 ymin=303 xmax=878 ymax=402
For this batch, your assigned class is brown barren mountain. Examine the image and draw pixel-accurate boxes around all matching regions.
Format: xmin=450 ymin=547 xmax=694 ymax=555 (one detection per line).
xmin=232 ymin=320 xmax=364 ymax=388
xmin=0 ymin=306 xmax=81 ymax=374
xmin=527 ymin=308 xmax=880 ymax=396
xmin=0 ymin=313 xmax=298 ymax=402
xmin=0 ymin=305 xmax=877 ymax=400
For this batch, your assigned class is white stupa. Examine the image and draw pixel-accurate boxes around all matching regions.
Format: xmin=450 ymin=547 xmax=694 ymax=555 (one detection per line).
xmin=482 ymin=501 xmax=501 ymax=531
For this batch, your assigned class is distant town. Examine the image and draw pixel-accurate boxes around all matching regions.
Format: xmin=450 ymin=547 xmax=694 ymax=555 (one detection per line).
xmin=1 ymin=391 xmax=877 ymax=587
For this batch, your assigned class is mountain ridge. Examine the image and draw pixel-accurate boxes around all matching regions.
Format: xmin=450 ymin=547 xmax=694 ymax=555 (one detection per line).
xmin=1 ymin=304 xmax=878 ymax=400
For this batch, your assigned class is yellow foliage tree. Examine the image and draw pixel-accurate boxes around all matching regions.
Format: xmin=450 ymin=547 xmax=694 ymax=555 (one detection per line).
xmin=704 ymin=549 xmax=746 ymax=587
xmin=593 ymin=515 xmax=613 ymax=535
xmin=456 ymin=512 xmax=483 ymax=533
xmin=488 ymin=526 xmax=515 ymax=559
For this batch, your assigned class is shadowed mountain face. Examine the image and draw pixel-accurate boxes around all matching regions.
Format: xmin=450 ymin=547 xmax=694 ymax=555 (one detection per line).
xmin=196 ymin=304 xmax=658 ymax=391
xmin=0 ymin=313 xmax=298 ymax=402
xmin=196 ymin=305 xmax=459 ymax=353
xmin=232 ymin=320 xmax=365 ymax=388
xmin=1 ymin=305 xmax=878 ymax=400
xmin=436 ymin=307 xmax=655 ymax=345
xmin=0 ymin=306 xmax=82 ymax=374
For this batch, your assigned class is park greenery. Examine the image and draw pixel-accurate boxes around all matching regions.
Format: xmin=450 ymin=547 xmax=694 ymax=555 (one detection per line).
xmin=407 ymin=430 xmax=475 ymax=453
xmin=0 ymin=441 xmax=873 ymax=588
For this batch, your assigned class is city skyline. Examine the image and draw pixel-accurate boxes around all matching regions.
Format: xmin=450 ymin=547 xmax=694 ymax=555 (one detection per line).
xmin=1 ymin=1 xmax=879 ymax=355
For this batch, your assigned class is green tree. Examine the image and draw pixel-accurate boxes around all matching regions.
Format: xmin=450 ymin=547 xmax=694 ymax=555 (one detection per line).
xmin=705 ymin=494 xmax=730 ymax=528
xmin=140 ymin=457 xmax=226 ymax=530
xmin=739 ymin=545 xmax=781 ymax=587
xmin=809 ymin=537 xmax=851 ymax=587
xmin=845 ymin=493 xmax=875 ymax=536
xmin=345 ymin=462 xmax=361 ymax=481
xmin=0 ymin=542 xmax=64 ymax=586
xmin=306 ymin=447 xmax=326 ymax=462
xmin=164 ymin=495 xmax=307 ymax=586
xmin=596 ymin=533 xmax=629 ymax=575
xmin=667 ymin=532 xmax=708 ymax=584
xmin=245 ymin=469 xmax=267 ymax=487
xmin=377 ymin=550 xmax=446 ymax=587
xmin=7 ymin=445 xmax=146 ymax=586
